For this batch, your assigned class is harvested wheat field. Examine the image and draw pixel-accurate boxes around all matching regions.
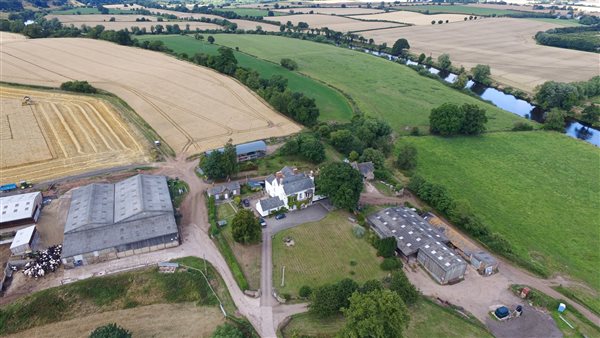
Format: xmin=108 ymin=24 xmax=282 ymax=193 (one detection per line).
xmin=103 ymin=3 xmax=143 ymax=10
xmin=231 ymin=19 xmax=281 ymax=32
xmin=54 ymin=19 xmax=222 ymax=31
xmin=0 ymin=85 xmax=148 ymax=185
xmin=353 ymin=11 xmax=471 ymax=25
xmin=0 ymin=34 xmax=300 ymax=155
xmin=272 ymin=14 xmax=404 ymax=32
xmin=362 ymin=18 xmax=599 ymax=92
xmin=274 ymin=6 xmax=384 ymax=15
xmin=6 ymin=303 xmax=225 ymax=338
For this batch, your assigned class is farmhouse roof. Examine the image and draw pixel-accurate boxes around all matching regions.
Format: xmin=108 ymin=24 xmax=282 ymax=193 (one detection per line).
xmin=0 ymin=192 xmax=41 ymax=224
xmin=208 ymin=181 xmax=241 ymax=196
xmin=367 ymin=207 xmax=450 ymax=256
xmin=283 ymin=177 xmax=314 ymax=195
xmin=62 ymin=174 xmax=177 ymax=258
xmin=259 ymin=196 xmax=284 ymax=211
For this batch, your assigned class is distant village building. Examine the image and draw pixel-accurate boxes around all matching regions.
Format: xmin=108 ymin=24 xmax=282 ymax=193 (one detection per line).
xmin=368 ymin=207 xmax=467 ymax=285
xmin=205 ymin=140 xmax=267 ymax=162
xmin=61 ymin=174 xmax=179 ymax=268
xmin=207 ymin=181 xmax=240 ymax=200
xmin=351 ymin=161 xmax=375 ymax=181
xmin=256 ymin=166 xmax=315 ymax=216
xmin=0 ymin=192 xmax=42 ymax=233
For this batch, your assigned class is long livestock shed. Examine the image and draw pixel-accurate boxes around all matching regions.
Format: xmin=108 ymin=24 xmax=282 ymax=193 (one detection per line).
xmin=368 ymin=207 xmax=467 ymax=285
xmin=61 ymin=174 xmax=179 ymax=268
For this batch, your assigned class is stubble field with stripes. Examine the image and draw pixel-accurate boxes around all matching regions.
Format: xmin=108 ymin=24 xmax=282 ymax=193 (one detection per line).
xmin=0 ymin=85 xmax=148 ymax=184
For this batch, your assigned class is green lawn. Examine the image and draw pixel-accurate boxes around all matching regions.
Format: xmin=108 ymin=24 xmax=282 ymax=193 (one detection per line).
xmin=134 ymin=35 xmax=353 ymax=122
xmin=50 ymin=7 xmax=133 ymax=14
xmin=528 ymin=18 xmax=582 ymax=26
xmin=208 ymin=34 xmax=528 ymax=133
xmin=272 ymin=211 xmax=387 ymax=297
xmin=282 ymin=298 xmax=492 ymax=338
xmin=220 ymin=8 xmax=284 ymax=17
xmin=405 ymin=131 xmax=600 ymax=291
xmin=217 ymin=202 xmax=237 ymax=223
xmin=395 ymin=5 xmax=524 ymax=16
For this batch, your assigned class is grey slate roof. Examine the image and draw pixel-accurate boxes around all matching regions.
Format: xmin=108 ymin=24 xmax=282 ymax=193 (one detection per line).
xmin=351 ymin=161 xmax=375 ymax=177
xmin=208 ymin=181 xmax=240 ymax=196
xmin=259 ymin=197 xmax=284 ymax=211
xmin=283 ymin=177 xmax=314 ymax=195
xmin=471 ymin=251 xmax=497 ymax=266
xmin=62 ymin=175 xmax=177 ymax=258
xmin=367 ymin=207 xmax=449 ymax=256
xmin=368 ymin=207 xmax=465 ymax=271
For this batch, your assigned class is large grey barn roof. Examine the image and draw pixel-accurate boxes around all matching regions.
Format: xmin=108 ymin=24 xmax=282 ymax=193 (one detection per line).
xmin=62 ymin=175 xmax=177 ymax=258
xmin=206 ymin=140 xmax=266 ymax=156
xmin=419 ymin=241 xmax=466 ymax=272
xmin=367 ymin=207 xmax=449 ymax=256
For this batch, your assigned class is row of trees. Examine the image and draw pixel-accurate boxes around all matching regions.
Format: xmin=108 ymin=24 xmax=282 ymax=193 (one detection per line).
xmin=280 ymin=133 xmax=325 ymax=163
xmin=535 ymin=25 xmax=600 ymax=53
xmin=189 ymin=48 xmax=320 ymax=126
xmin=535 ymin=76 xmax=600 ymax=110
xmin=60 ymin=80 xmax=97 ymax=93
xmin=201 ymin=141 xmax=238 ymax=180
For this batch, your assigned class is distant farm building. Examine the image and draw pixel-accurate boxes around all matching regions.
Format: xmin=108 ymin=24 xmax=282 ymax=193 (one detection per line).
xmin=206 ymin=140 xmax=267 ymax=162
xmin=368 ymin=207 xmax=467 ymax=285
xmin=61 ymin=174 xmax=179 ymax=268
xmin=0 ymin=192 xmax=42 ymax=233
xmin=207 ymin=181 xmax=240 ymax=200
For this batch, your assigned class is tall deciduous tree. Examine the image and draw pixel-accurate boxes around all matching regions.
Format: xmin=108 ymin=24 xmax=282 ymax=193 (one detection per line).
xmin=429 ymin=103 xmax=464 ymax=136
xmin=396 ymin=143 xmax=417 ymax=171
xmin=316 ymin=162 xmax=363 ymax=210
xmin=437 ymin=53 xmax=452 ymax=70
xmin=471 ymin=64 xmax=491 ymax=84
xmin=391 ymin=38 xmax=410 ymax=56
xmin=543 ymin=108 xmax=567 ymax=131
xmin=581 ymin=104 xmax=599 ymax=125
xmin=460 ymin=104 xmax=488 ymax=135
xmin=231 ymin=209 xmax=261 ymax=244
xmin=340 ymin=289 xmax=410 ymax=338
xmin=389 ymin=271 xmax=420 ymax=306
xmin=202 ymin=141 xmax=238 ymax=180
xmin=89 ymin=323 xmax=131 ymax=338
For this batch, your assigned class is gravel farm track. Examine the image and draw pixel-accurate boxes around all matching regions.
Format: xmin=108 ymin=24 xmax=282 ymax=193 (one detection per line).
xmin=0 ymin=32 xmax=300 ymax=156
xmin=0 ymin=85 xmax=148 ymax=185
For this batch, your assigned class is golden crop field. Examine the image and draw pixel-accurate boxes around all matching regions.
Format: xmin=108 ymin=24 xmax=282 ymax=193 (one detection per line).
xmin=230 ymin=19 xmax=280 ymax=32
xmin=53 ymin=19 xmax=222 ymax=31
xmin=361 ymin=18 xmax=598 ymax=92
xmin=0 ymin=85 xmax=148 ymax=185
xmin=45 ymin=14 xmax=153 ymax=22
xmin=353 ymin=11 xmax=471 ymax=25
xmin=272 ymin=14 xmax=405 ymax=32
xmin=0 ymin=34 xmax=300 ymax=156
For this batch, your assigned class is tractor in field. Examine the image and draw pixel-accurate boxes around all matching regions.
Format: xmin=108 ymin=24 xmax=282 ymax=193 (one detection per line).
xmin=21 ymin=96 xmax=33 ymax=106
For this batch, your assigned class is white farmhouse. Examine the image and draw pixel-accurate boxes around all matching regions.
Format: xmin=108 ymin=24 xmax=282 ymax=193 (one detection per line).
xmin=256 ymin=167 xmax=315 ymax=216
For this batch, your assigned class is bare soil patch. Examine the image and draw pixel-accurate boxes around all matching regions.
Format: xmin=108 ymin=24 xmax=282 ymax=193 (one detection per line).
xmin=0 ymin=85 xmax=149 ymax=185
xmin=354 ymin=11 xmax=470 ymax=25
xmin=6 ymin=303 xmax=225 ymax=338
xmin=0 ymin=35 xmax=301 ymax=155
xmin=361 ymin=18 xmax=598 ymax=92
xmin=272 ymin=14 xmax=404 ymax=32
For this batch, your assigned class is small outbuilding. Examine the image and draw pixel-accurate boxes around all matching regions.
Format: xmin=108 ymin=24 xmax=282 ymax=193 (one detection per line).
xmin=351 ymin=161 xmax=375 ymax=181
xmin=469 ymin=251 xmax=499 ymax=276
xmin=207 ymin=181 xmax=240 ymax=200
xmin=10 ymin=225 xmax=36 ymax=255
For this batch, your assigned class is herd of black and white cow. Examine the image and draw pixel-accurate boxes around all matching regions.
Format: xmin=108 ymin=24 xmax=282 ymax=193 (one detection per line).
xmin=11 ymin=245 xmax=62 ymax=278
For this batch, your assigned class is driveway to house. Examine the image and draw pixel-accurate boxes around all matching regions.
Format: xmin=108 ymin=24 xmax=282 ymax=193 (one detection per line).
xmin=266 ymin=202 xmax=330 ymax=235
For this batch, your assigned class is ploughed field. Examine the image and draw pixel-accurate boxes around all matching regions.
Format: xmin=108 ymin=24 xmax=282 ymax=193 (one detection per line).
xmin=361 ymin=18 xmax=598 ymax=92
xmin=0 ymin=85 xmax=148 ymax=185
xmin=0 ymin=34 xmax=300 ymax=155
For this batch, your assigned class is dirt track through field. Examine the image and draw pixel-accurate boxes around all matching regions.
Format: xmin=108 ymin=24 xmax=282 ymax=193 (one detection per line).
xmin=362 ymin=18 xmax=599 ymax=92
xmin=0 ymin=85 xmax=148 ymax=185
xmin=0 ymin=34 xmax=300 ymax=156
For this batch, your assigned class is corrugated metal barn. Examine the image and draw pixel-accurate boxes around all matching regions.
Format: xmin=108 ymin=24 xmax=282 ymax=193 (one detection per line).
xmin=367 ymin=207 xmax=467 ymax=285
xmin=61 ymin=175 xmax=179 ymax=268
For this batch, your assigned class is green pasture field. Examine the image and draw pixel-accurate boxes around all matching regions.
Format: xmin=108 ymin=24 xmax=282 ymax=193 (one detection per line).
xmin=404 ymin=131 xmax=600 ymax=292
xmin=207 ymin=34 xmax=529 ymax=133
xmin=134 ymin=35 xmax=353 ymax=122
